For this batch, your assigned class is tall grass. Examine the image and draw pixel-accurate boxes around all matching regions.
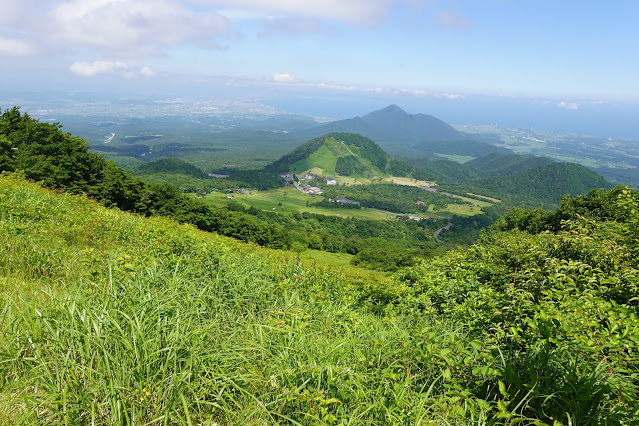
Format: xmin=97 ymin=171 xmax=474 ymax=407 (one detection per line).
xmin=1 ymin=176 xmax=495 ymax=424
xmin=6 ymin=175 xmax=631 ymax=424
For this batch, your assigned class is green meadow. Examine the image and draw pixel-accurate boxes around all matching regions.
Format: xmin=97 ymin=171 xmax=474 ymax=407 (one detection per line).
xmin=205 ymin=186 xmax=489 ymax=220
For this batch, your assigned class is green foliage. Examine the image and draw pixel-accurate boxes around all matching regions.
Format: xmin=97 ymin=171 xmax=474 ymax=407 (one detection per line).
xmin=494 ymin=185 xmax=637 ymax=233
xmin=0 ymin=176 xmax=500 ymax=424
xmin=334 ymin=155 xmax=363 ymax=175
xmin=394 ymin=186 xmax=639 ymax=423
xmin=413 ymin=139 xmax=511 ymax=158
xmin=351 ymin=245 xmax=419 ymax=271
xmin=322 ymin=183 xmax=464 ymax=213
xmin=406 ymin=157 xmax=481 ymax=182
xmin=465 ymin=153 xmax=555 ymax=177
xmin=439 ymin=162 xmax=613 ymax=207
xmin=233 ymin=202 xmax=442 ymax=258
xmin=137 ymin=157 xmax=207 ymax=178
xmin=0 ymin=106 xmax=106 ymax=194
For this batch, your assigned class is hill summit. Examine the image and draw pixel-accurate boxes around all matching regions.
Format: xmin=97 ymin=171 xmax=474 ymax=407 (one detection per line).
xmin=296 ymin=104 xmax=465 ymax=144
xmin=265 ymin=132 xmax=418 ymax=178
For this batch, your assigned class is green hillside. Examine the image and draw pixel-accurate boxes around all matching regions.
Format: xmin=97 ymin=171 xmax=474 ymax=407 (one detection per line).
xmin=405 ymin=153 xmax=555 ymax=183
xmin=440 ymin=162 xmax=613 ymax=206
xmin=265 ymin=132 xmax=420 ymax=179
xmin=405 ymin=157 xmax=482 ymax=182
xmin=465 ymin=153 xmax=555 ymax=177
xmin=137 ymin=157 xmax=207 ymax=178
xmin=412 ymin=139 xmax=511 ymax=158
xmin=2 ymin=175 xmax=638 ymax=424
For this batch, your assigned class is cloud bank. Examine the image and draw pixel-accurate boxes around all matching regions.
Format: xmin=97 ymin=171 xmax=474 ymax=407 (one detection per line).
xmin=47 ymin=0 xmax=229 ymax=57
xmin=558 ymin=101 xmax=579 ymax=110
xmin=0 ymin=37 xmax=39 ymax=56
xmin=70 ymin=61 xmax=156 ymax=79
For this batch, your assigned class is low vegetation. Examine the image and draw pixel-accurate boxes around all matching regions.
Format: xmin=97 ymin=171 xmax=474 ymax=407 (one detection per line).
xmin=2 ymin=174 xmax=637 ymax=424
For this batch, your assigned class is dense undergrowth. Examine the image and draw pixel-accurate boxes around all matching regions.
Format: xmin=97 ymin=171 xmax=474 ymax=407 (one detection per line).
xmin=2 ymin=174 xmax=639 ymax=424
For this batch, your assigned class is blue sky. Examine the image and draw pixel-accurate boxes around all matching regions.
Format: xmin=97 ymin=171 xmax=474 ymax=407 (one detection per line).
xmin=1 ymin=0 xmax=639 ymax=135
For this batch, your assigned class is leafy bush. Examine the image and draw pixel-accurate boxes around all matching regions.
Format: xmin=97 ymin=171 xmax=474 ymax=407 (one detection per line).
xmin=394 ymin=186 xmax=639 ymax=423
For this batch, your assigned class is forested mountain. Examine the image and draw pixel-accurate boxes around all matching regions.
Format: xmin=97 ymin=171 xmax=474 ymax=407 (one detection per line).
xmin=402 ymin=157 xmax=482 ymax=182
xmin=440 ymin=162 xmax=613 ymax=206
xmin=407 ymin=153 xmax=557 ymax=183
xmin=295 ymin=105 xmax=511 ymax=158
xmin=297 ymin=104 xmax=464 ymax=142
xmin=265 ymin=132 xmax=423 ymax=179
xmin=465 ymin=153 xmax=555 ymax=177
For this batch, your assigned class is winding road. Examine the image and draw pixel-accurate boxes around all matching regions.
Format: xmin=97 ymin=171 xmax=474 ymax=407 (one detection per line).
xmin=434 ymin=222 xmax=453 ymax=242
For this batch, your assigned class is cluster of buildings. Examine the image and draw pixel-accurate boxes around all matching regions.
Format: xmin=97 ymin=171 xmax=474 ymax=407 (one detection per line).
xmin=299 ymin=184 xmax=323 ymax=195
xmin=280 ymin=172 xmax=337 ymax=195
xmin=396 ymin=215 xmax=436 ymax=221
xmin=328 ymin=197 xmax=359 ymax=205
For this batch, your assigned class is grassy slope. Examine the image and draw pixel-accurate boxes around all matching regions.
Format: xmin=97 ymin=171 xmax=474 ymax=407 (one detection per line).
xmin=0 ymin=175 xmax=477 ymax=424
xmin=290 ymin=144 xmax=338 ymax=175
xmin=289 ymin=136 xmax=387 ymax=179
xmin=2 ymin=175 xmax=636 ymax=424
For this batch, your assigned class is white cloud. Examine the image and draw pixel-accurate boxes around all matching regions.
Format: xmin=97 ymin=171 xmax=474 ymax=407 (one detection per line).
xmin=139 ymin=66 xmax=157 ymax=78
xmin=372 ymin=86 xmax=463 ymax=99
xmin=225 ymin=72 xmax=463 ymax=100
xmin=70 ymin=60 xmax=156 ymax=78
xmin=558 ymin=101 xmax=579 ymax=110
xmin=0 ymin=37 xmax=39 ymax=56
xmin=190 ymin=0 xmax=394 ymax=25
xmin=272 ymin=72 xmax=298 ymax=83
xmin=70 ymin=61 xmax=129 ymax=76
xmin=438 ymin=11 xmax=469 ymax=29
xmin=45 ymin=0 xmax=229 ymax=57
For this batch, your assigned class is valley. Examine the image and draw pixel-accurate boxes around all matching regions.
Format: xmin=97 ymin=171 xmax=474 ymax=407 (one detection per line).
xmin=1 ymin=104 xmax=636 ymax=424
xmin=203 ymin=185 xmax=486 ymax=221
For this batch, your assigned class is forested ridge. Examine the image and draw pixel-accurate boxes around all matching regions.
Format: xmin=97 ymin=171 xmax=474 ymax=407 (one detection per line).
xmin=438 ymin=162 xmax=612 ymax=207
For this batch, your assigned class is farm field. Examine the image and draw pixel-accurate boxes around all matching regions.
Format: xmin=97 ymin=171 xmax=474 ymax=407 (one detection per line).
xmin=382 ymin=176 xmax=436 ymax=187
xmin=434 ymin=153 xmax=476 ymax=163
xmin=204 ymin=187 xmax=396 ymax=220
xmin=204 ymin=186 xmax=490 ymax=219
